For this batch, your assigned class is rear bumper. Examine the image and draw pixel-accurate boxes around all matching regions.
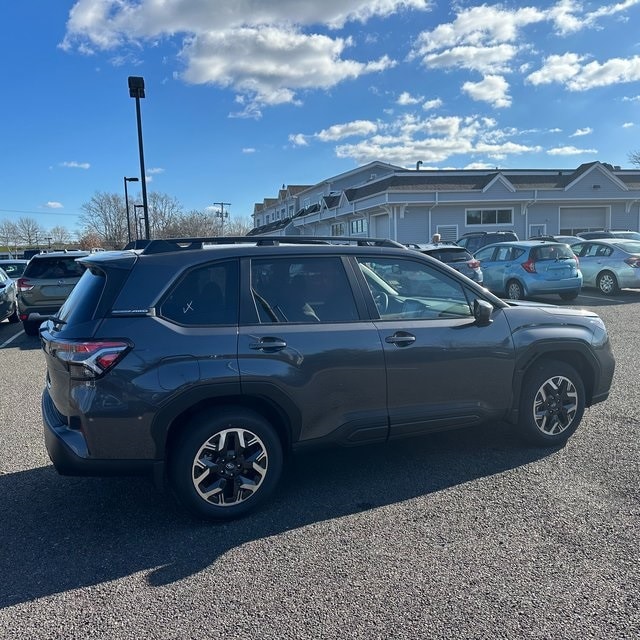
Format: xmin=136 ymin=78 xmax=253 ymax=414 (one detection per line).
xmin=42 ymin=388 xmax=156 ymax=477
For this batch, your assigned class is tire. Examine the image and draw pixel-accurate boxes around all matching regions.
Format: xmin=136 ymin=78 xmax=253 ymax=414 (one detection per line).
xmin=169 ymin=407 xmax=283 ymax=521
xmin=559 ymin=291 xmax=579 ymax=301
xmin=23 ymin=321 xmax=39 ymax=336
xmin=517 ymin=360 xmax=585 ymax=446
xmin=596 ymin=271 xmax=619 ymax=296
xmin=8 ymin=305 xmax=19 ymax=323
xmin=506 ymin=279 xmax=524 ymax=300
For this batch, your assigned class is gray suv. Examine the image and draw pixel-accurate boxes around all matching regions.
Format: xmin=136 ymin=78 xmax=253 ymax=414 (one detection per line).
xmin=40 ymin=237 xmax=615 ymax=520
xmin=17 ymin=251 xmax=88 ymax=335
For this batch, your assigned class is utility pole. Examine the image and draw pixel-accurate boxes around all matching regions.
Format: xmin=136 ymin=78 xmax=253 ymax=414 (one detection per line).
xmin=213 ymin=202 xmax=231 ymax=236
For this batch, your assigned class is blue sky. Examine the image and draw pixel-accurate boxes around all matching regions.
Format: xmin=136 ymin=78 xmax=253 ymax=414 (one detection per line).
xmin=2 ymin=0 xmax=640 ymax=237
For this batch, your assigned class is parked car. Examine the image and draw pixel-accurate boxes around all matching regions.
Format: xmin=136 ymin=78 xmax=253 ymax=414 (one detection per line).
xmin=577 ymin=230 xmax=615 ymax=240
xmin=16 ymin=250 xmax=89 ymax=335
xmin=406 ymin=241 xmax=483 ymax=284
xmin=531 ymin=234 xmax=581 ymax=245
xmin=0 ymin=267 xmax=19 ymax=324
xmin=456 ymin=231 xmax=519 ymax=253
xmin=569 ymin=239 xmax=640 ymax=295
xmin=474 ymin=240 xmax=582 ymax=301
xmin=40 ymin=236 xmax=614 ymax=521
xmin=0 ymin=259 xmax=29 ymax=280
xmin=610 ymin=230 xmax=640 ymax=240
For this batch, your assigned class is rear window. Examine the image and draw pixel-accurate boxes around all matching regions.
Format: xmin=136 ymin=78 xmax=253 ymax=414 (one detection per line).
xmin=56 ymin=269 xmax=106 ymax=324
xmin=530 ymin=244 xmax=575 ymax=260
xmin=0 ymin=262 xmax=27 ymax=277
xmin=24 ymin=257 xmax=87 ymax=279
xmin=426 ymin=248 xmax=472 ymax=262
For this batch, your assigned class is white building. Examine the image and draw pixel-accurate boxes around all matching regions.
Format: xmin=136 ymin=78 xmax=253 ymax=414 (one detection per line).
xmin=249 ymin=161 xmax=640 ymax=242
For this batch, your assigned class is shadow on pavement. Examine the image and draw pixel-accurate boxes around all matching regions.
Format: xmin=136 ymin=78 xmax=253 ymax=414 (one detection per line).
xmin=0 ymin=422 xmax=555 ymax=607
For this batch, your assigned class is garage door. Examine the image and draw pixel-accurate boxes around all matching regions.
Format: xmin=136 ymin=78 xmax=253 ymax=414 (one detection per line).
xmin=560 ymin=207 xmax=607 ymax=233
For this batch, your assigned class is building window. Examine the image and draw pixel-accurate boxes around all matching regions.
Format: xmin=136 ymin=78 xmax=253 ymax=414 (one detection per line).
xmin=466 ymin=209 xmax=513 ymax=226
xmin=331 ymin=223 xmax=345 ymax=236
xmin=350 ymin=219 xmax=367 ymax=234
xmin=266 ymin=214 xmax=270 ymax=223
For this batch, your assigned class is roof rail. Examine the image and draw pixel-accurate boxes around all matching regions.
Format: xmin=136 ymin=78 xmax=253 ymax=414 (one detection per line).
xmin=135 ymin=236 xmax=408 ymax=255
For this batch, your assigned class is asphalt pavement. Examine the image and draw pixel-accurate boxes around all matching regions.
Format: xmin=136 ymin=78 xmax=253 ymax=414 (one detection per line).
xmin=0 ymin=290 xmax=638 ymax=639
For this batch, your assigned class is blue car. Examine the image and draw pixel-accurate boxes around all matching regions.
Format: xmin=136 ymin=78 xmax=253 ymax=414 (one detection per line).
xmin=474 ymin=241 xmax=582 ymax=301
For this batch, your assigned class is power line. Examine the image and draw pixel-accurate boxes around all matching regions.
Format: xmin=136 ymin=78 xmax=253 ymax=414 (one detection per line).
xmin=0 ymin=208 xmax=81 ymax=218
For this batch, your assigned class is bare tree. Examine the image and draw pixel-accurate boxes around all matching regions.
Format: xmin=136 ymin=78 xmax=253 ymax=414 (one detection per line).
xmin=79 ymin=192 xmax=127 ymax=248
xmin=15 ymin=217 xmax=46 ymax=247
xmin=147 ymin=192 xmax=183 ymax=239
xmin=166 ymin=209 xmax=218 ymax=237
xmin=49 ymin=225 xmax=73 ymax=248
xmin=629 ymin=151 xmax=640 ymax=167
xmin=225 ymin=216 xmax=254 ymax=236
xmin=77 ymin=232 xmax=104 ymax=250
xmin=0 ymin=220 xmax=19 ymax=256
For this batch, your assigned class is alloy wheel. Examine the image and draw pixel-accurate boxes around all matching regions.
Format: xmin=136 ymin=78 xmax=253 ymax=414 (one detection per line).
xmin=191 ymin=428 xmax=269 ymax=507
xmin=532 ymin=375 xmax=578 ymax=436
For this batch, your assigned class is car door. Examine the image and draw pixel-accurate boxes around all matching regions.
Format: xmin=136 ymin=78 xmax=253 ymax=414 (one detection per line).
xmin=354 ymin=255 xmax=516 ymax=439
xmin=474 ymin=245 xmax=501 ymax=291
xmin=0 ymin=269 xmax=13 ymax=318
xmin=237 ymin=255 xmax=388 ymax=446
xmin=571 ymin=242 xmax=600 ymax=286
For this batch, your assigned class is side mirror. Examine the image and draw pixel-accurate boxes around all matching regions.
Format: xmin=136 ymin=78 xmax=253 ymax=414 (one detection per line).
xmin=473 ymin=299 xmax=493 ymax=326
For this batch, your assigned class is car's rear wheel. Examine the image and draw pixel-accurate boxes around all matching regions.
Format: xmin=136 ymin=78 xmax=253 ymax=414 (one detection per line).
xmin=22 ymin=321 xmax=39 ymax=336
xmin=517 ymin=360 xmax=585 ymax=446
xmin=596 ymin=271 xmax=619 ymax=295
xmin=169 ymin=407 xmax=283 ymax=520
xmin=506 ymin=279 xmax=525 ymax=300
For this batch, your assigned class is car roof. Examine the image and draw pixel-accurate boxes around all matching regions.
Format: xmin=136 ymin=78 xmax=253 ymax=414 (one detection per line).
xmin=477 ymin=240 xmax=564 ymax=249
xmin=29 ymin=250 xmax=89 ymax=259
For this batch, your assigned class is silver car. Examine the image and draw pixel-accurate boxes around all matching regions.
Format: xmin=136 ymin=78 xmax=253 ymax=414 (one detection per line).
xmin=570 ymin=239 xmax=640 ymax=295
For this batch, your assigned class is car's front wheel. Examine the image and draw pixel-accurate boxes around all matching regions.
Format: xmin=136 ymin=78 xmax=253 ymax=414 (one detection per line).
xmin=517 ymin=360 xmax=585 ymax=446
xmin=169 ymin=407 xmax=283 ymax=520
xmin=8 ymin=305 xmax=19 ymax=323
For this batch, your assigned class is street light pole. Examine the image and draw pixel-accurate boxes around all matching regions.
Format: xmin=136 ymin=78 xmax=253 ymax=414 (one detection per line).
xmin=128 ymin=77 xmax=150 ymax=240
xmin=213 ymin=202 xmax=231 ymax=236
xmin=134 ymin=204 xmax=145 ymax=240
xmin=123 ymin=176 xmax=139 ymax=245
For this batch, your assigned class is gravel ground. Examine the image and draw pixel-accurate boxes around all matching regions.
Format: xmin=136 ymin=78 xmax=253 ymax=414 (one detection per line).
xmin=0 ymin=292 xmax=638 ymax=640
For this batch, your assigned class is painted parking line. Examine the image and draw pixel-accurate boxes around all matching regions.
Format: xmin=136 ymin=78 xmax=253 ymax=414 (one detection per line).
xmin=0 ymin=329 xmax=24 ymax=349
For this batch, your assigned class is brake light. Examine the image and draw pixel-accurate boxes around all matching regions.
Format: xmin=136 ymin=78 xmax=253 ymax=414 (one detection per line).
xmin=467 ymin=259 xmax=480 ymax=269
xmin=46 ymin=339 xmax=131 ymax=379
xmin=624 ymin=257 xmax=640 ymax=268
xmin=522 ymin=259 xmax=537 ymax=273
xmin=17 ymin=277 xmax=34 ymax=292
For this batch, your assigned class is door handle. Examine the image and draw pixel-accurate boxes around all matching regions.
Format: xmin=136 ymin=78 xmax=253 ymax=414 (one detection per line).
xmin=249 ymin=337 xmax=287 ymax=351
xmin=385 ymin=332 xmax=416 ymax=347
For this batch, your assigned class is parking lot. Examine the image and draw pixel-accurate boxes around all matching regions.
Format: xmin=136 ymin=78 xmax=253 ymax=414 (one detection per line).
xmin=1 ymin=289 xmax=638 ymax=639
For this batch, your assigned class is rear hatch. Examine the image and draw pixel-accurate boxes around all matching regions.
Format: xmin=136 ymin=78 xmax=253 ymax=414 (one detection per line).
xmin=40 ymin=255 xmax=137 ymax=414
xmin=528 ymin=244 xmax=579 ymax=280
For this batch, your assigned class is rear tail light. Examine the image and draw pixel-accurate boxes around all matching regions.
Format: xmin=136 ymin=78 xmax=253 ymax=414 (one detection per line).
xmin=467 ymin=259 xmax=480 ymax=269
xmin=624 ymin=257 xmax=640 ymax=268
xmin=17 ymin=277 xmax=34 ymax=292
xmin=45 ymin=339 xmax=131 ymax=379
xmin=522 ymin=259 xmax=537 ymax=273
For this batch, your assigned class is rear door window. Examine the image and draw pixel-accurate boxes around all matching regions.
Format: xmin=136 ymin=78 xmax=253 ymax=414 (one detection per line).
xmin=160 ymin=260 xmax=239 ymax=326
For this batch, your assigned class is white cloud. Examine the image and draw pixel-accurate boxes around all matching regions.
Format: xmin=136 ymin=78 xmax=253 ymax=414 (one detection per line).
xmin=462 ymin=75 xmax=511 ymax=108
xmin=242 ymin=147 xmax=256 ymax=153
xmin=622 ymin=122 xmax=634 ymax=128
xmin=547 ymin=146 xmax=598 ymax=155
xmin=422 ymin=98 xmax=442 ymax=111
xmin=397 ymin=91 xmax=422 ymax=105
xmin=45 ymin=202 xmax=64 ymax=209
xmin=60 ymin=161 xmax=90 ymax=169
xmin=147 ymin=167 xmax=165 ymax=174
xmin=61 ymin=0 xmax=423 ymax=113
xmin=570 ymin=127 xmax=592 ymax=137
xmin=289 ymin=133 xmax=309 ymax=146
xmin=528 ymin=53 xmax=640 ymax=91
xmin=316 ymin=120 xmax=378 ymax=141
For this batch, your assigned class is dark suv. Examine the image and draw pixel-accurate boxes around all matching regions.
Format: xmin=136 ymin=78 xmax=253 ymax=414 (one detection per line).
xmin=17 ymin=250 xmax=88 ymax=335
xmin=40 ymin=237 xmax=615 ymax=520
xmin=457 ymin=231 xmax=519 ymax=253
